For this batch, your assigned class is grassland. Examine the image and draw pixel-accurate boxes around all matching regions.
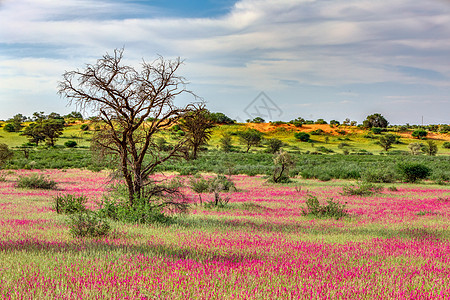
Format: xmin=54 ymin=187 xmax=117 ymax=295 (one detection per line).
xmin=0 ymin=169 xmax=449 ymax=298
xmin=0 ymin=121 xmax=449 ymax=298
xmin=1 ymin=121 xmax=450 ymax=154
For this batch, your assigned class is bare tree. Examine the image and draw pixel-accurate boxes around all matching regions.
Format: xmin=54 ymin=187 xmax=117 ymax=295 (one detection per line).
xmin=58 ymin=49 xmax=198 ymax=206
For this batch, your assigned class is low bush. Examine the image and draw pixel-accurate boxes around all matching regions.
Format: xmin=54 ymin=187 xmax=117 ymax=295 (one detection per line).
xmin=64 ymin=140 xmax=77 ymax=148
xmin=301 ymin=194 xmax=348 ymax=220
xmin=397 ymin=163 xmax=431 ymax=183
xmin=98 ymin=179 xmax=187 ymax=225
xmin=412 ymin=129 xmax=427 ymax=139
xmin=361 ymin=168 xmax=397 ymax=183
xmin=16 ymin=174 xmax=57 ymax=189
xmin=317 ymin=173 xmax=332 ymax=181
xmin=68 ymin=211 xmax=110 ymax=238
xmin=54 ymin=194 xmax=87 ymax=214
xmin=294 ymin=132 xmax=310 ymax=142
xmin=98 ymin=196 xmax=175 ymax=225
xmin=341 ymin=182 xmax=383 ymax=196
xmin=80 ymin=124 xmax=89 ymax=131
xmin=316 ymin=146 xmax=334 ymax=153
xmin=442 ymin=142 xmax=450 ymax=149
xmin=387 ymin=186 xmax=398 ymax=192
xmin=371 ymin=127 xmax=383 ymax=134
xmin=310 ymin=129 xmax=324 ymax=135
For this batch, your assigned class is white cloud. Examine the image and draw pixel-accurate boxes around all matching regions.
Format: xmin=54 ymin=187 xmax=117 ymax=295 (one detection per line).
xmin=0 ymin=0 xmax=450 ymax=122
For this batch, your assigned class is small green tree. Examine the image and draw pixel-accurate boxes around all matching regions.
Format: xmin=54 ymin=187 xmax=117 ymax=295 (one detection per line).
xmin=63 ymin=111 xmax=83 ymax=120
xmin=190 ymin=174 xmax=236 ymax=207
xmin=271 ymin=150 xmax=295 ymax=183
xmin=207 ymin=175 xmax=236 ymax=207
xmin=5 ymin=114 xmax=26 ymax=132
xmin=315 ymin=119 xmax=327 ymax=124
xmin=209 ymin=112 xmax=234 ymax=124
xmin=412 ymin=129 xmax=427 ymax=139
xmin=21 ymin=123 xmax=46 ymax=145
xmin=378 ymin=134 xmax=397 ymax=152
xmin=237 ymin=129 xmax=263 ymax=152
xmin=0 ymin=143 xmax=13 ymax=168
xmin=421 ymin=140 xmax=438 ymax=156
xmin=329 ymin=120 xmax=340 ymax=126
xmin=363 ymin=113 xmax=388 ymax=128
xmin=179 ymin=108 xmax=215 ymax=160
xmin=265 ymin=138 xmax=284 ymax=154
xmin=439 ymin=125 xmax=450 ymax=134
xmin=251 ymin=117 xmax=265 ymax=123
xmin=289 ymin=117 xmax=305 ymax=127
xmin=189 ymin=175 xmax=210 ymax=205
xmin=22 ymin=113 xmax=65 ymax=146
xmin=219 ymin=133 xmax=233 ymax=152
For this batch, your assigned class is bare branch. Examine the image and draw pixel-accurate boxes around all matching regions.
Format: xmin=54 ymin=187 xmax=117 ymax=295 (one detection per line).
xmin=59 ymin=49 xmax=198 ymax=206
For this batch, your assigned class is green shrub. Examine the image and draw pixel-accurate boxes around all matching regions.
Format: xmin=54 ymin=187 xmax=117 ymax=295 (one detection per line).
xmin=361 ymin=168 xmax=397 ymax=183
xmin=171 ymin=124 xmax=181 ymax=131
xmin=207 ymin=174 xmax=236 ymax=207
xmin=421 ymin=140 xmax=438 ymax=156
xmin=294 ymin=132 xmax=310 ymax=142
xmin=397 ymin=163 xmax=431 ymax=183
xmin=371 ymin=127 xmax=383 ymax=134
xmin=3 ymin=123 xmax=16 ymax=132
xmin=387 ymin=186 xmax=398 ymax=192
xmin=317 ymin=173 xmax=332 ymax=181
xmin=301 ymin=194 xmax=348 ymax=220
xmin=0 ymin=143 xmax=14 ymax=167
xmin=54 ymin=194 xmax=87 ymax=214
xmin=16 ymin=174 xmax=57 ymax=189
xmin=439 ymin=125 xmax=449 ymax=134
xmin=64 ymin=140 xmax=77 ymax=148
xmin=341 ymin=182 xmax=383 ymax=196
xmin=219 ymin=133 xmax=233 ymax=152
xmin=251 ymin=117 xmax=265 ymax=123
xmin=412 ymin=129 xmax=427 ymax=139
xmin=310 ymin=129 xmax=324 ymax=135
xmin=189 ymin=175 xmax=210 ymax=205
xmin=265 ymin=138 xmax=284 ymax=154
xmin=443 ymin=142 xmax=450 ymax=149
xmin=68 ymin=211 xmax=110 ymax=237
xmin=316 ymin=146 xmax=334 ymax=153
xmin=98 ymin=196 xmax=174 ymax=225
xmin=80 ymin=124 xmax=89 ymax=131
xmin=415 ymin=211 xmax=438 ymax=216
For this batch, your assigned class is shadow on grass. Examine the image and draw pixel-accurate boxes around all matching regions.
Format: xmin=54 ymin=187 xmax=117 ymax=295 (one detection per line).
xmin=0 ymin=235 xmax=258 ymax=264
xmin=175 ymin=217 xmax=450 ymax=241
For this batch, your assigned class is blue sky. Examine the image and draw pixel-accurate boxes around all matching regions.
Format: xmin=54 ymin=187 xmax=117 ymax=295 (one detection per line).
xmin=0 ymin=0 xmax=449 ymax=124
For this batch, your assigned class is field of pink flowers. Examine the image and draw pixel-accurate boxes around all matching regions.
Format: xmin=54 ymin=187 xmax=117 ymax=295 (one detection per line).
xmin=0 ymin=169 xmax=449 ymax=299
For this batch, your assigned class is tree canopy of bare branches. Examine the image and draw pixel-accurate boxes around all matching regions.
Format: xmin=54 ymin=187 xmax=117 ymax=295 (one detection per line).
xmin=58 ymin=49 xmax=198 ymax=205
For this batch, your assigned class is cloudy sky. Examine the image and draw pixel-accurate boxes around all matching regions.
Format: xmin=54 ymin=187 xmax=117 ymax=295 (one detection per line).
xmin=1 ymin=0 xmax=449 ymax=124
